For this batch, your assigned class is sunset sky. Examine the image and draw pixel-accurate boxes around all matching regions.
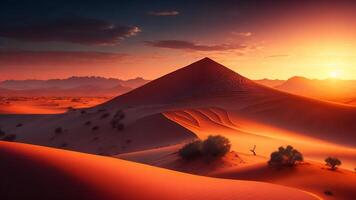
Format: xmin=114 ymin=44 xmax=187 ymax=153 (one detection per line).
xmin=1 ymin=0 xmax=356 ymax=80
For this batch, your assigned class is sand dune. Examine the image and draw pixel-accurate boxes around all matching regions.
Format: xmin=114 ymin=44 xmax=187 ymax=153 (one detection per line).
xmin=212 ymin=162 xmax=356 ymax=200
xmin=0 ymin=110 xmax=195 ymax=155
xmin=0 ymin=142 xmax=319 ymax=200
xmin=118 ymin=145 xmax=356 ymax=200
xmin=164 ymin=107 xmax=356 ymax=169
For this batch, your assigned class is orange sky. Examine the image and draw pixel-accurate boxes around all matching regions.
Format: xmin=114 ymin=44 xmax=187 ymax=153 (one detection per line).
xmin=0 ymin=1 xmax=355 ymax=81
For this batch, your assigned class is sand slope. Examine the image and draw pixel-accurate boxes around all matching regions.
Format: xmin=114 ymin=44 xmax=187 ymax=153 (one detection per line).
xmin=164 ymin=107 xmax=356 ymax=169
xmin=0 ymin=141 xmax=320 ymax=200
xmin=212 ymin=162 xmax=356 ymax=200
xmin=118 ymin=145 xmax=356 ymax=200
xmin=0 ymin=110 xmax=195 ymax=155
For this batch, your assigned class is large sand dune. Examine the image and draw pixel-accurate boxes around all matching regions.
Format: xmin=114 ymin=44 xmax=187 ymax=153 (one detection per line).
xmin=0 ymin=142 xmax=319 ymax=200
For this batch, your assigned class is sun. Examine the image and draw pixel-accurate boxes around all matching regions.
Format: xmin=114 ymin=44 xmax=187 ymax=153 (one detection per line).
xmin=328 ymin=70 xmax=340 ymax=79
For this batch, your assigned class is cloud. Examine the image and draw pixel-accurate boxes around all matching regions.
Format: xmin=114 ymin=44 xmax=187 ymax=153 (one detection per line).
xmin=144 ymin=40 xmax=247 ymax=51
xmin=0 ymin=50 xmax=127 ymax=67
xmin=232 ymin=32 xmax=252 ymax=37
xmin=147 ymin=11 xmax=179 ymax=16
xmin=0 ymin=18 xmax=141 ymax=45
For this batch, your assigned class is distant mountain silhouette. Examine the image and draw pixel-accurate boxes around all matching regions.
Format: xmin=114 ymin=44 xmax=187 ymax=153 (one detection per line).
xmin=254 ymin=78 xmax=285 ymax=87
xmin=0 ymin=76 xmax=150 ymax=96
xmin=275 ymin=76 xmax=356 ymax=102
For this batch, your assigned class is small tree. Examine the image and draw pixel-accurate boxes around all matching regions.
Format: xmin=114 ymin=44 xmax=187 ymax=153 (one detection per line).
xmin=250 ymin=145 xmax=256 ymax=156
xmin=268 ymin=145 xmax=303 ymax=166
xmin=325 ymin=157 xmax=341 ymax=170
xmin=201 ymin=135 xmax=231 ymax=158
xmin=178 ymin=140 xmax=202 ymax=160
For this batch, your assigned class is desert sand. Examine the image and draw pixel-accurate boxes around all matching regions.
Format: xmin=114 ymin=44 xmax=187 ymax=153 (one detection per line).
xmin=0 ymin=141 xmax=320 ymax=200
xmin=118 ymin=145 xmax=356 ymax=200
xmin=1 ymin=58 xmax=355 ymax=199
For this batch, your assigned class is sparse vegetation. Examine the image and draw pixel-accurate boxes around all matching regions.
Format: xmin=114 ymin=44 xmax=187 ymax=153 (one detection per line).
xmin=67 ymin=106 xmax=75 ymax=111
xmin=324 ymin=190 xmax=333 ymax=196
xmin=250 ymin=145 xmax=256 ymax=156
xmin=178 ymin=135 xmax=231 ymax=160
xmin=54 ymin=127 xmax=63 ymax=135
xmin=80 ymin=110 xmax=87 ymax=115
xmin=60 ymin=143 xmax=68 ymax=147
xmin=2 ymin=134 xmax=16 ymax=142
xmin=114 ymin=110 xmax=125 ymax=120
xmin=92 ymin=126 xmax=99 ymax=131
xmin=85 ymin=121 xmax=92 ymax=126
xmin=0 ymin=128 xmax=5 ymax=137
xmin=268 ymin=145 xmax=303 ymax=167
xmin=110 ymin=110 xmax=125 ymax=131
xmin=97 ymin=109 xmax=106 ymax=113
xmin=179 ymin=140 xmax=203 ymax=160
xmin=325 ymin=157 xmax=341 ymax=170
xmin=126 ymin=139 xmax=132 ymax=144
xmin=202 ymin=135 xmax=231 ymax=158
xmin=116 ymin=123 xmax=124 ymax=131
xmin=16 ymin=123 xmax=23 ymax=127
xmin=101 ymin=112 xmax=110 ymax=119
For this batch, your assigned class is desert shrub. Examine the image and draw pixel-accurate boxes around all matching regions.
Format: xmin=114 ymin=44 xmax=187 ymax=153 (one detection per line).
xmin=80 ymin=110 xmax=87 ymax=115
xmin=126 ymin=139 xmax=132 ymax=144
xmin=85 ymin=121 xmax=92 ymax=126
xmin=101 ymin=113 xmax=110 ymax=119
xmin=92 ymin=126 xmax=99 ymax=131
xmin=116 ymin=123 xmax=124 ymax=131
xmin=2 ymin=134 xmax=16 ymax=142
xmin=110 ymin=111 xmax=125 ymax=130
xmin=67 ymin=106 xmax=75 ymax=111
xmin=110 ymin=119 xmax=119 ymax=128
xmin=54 ymin=127 xmax=63 ymax=134
xmin=268 ymin=145 xmax=303 ymax=166
xmin=114 ymin=110 xmax=125 ymax=120
xmin=0 ymin=128 xmax=5 ymax=137
xmin=202 ymin=135 xmax=231 ymax=158
xmin=324 ymin=190 xmax=333 ymax=196
xmin=97 ymin=109 xmax=106 ymax=113
xmin=325 ymin=157 xmax=341 ymax=170
xmin=179 ymin=135 xmax=231 ymax=161
xmin=16 ymin=123 xmax=23 ymax=127
xmin=60 ymin=143 xmax=68 ymax=147
xmin=179 ymin=140 xmax=203 ymax=160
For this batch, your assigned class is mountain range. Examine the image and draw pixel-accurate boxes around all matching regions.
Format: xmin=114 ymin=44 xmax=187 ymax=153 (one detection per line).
xmin=0 ymin=76 xmax=150 ymax=97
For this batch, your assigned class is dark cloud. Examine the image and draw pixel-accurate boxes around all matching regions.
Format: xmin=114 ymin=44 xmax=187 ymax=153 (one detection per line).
xmin=0 ymin=18 xmax=141 ymax=45
xmin=147 ymin=11 xmax=179 ymax=16
xmin=0 ymin=50 xmax=127 ymax=66
xmin=144 ymin=40 xmax=247 ymax=51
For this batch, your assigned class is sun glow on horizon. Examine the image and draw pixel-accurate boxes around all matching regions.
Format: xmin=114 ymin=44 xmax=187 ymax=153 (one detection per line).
xmin=328 ymin=70 xmax=343 ymax=79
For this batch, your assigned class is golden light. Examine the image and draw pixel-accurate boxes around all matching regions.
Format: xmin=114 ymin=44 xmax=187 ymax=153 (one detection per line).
xmin=328 ymin=70 xmax=341 ymax=79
